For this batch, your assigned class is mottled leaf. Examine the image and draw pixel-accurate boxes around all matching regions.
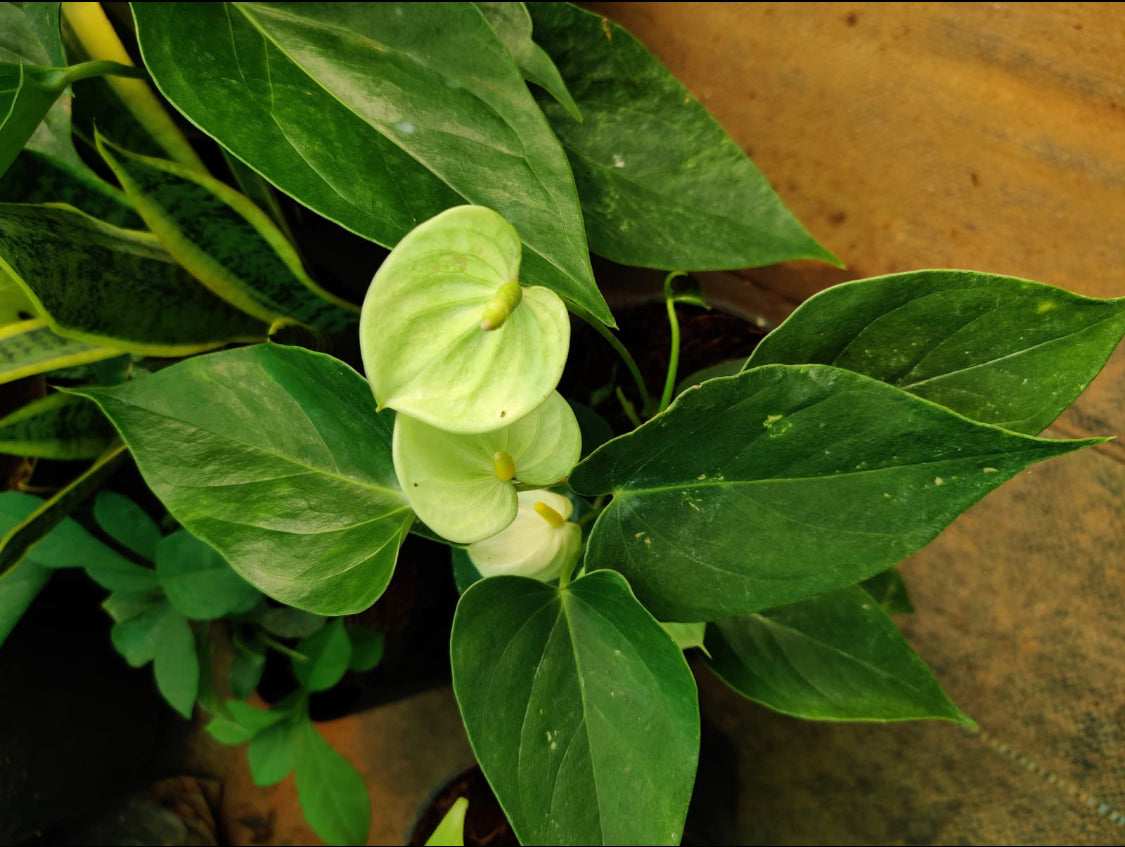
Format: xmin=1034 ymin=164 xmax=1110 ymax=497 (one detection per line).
xmin=0 ymin=391 xmax=116 ymax=459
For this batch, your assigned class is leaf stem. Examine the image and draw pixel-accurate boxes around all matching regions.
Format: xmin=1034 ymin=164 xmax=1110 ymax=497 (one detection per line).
xmin=60 ymin=59 xmax=146 ymax=85
xmin=615 ymin=386 xmax=642 ymax=429
xmin=570 ymin=302 xmax=654 ymax=416
xmin=260 ymin=633 xmax=308 ymax=662
xmin=658 ymin=271 xmax=687 ymax=413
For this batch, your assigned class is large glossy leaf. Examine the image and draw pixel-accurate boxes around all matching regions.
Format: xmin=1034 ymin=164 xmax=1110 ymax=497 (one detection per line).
xmin=746 ymin=270 xmax=1125 ymax=435
xmin=527 ymin=3 xmax=837 ymax=270
xmin=0 ymin=203 xmax=267 ymax=354
xmin=0 ymin=319 xmax=122 ymax=386
xmin=132 ymin=2 xmax=612 ymax=324
xmin=17 ymin=3 xmax=64 ymax=68
xmin=451 ymin=571 xmax=699 ymax=846
xmin=72 ymin=344 xmax=414 ymax=614
xmin=569 ymin=365 xmax=1097 ymax=621
xmin=0 ymin=391 xmax=116 ymax=459
xmin=94 ymin=490 xmax=161 ymax=561
xmin=361 ymin=205 xmax=571 ymax=433
xmin=704 ymin=585 xmax=970 ymax=723
xmin=96 ymin=134 xmax=358 ymax=331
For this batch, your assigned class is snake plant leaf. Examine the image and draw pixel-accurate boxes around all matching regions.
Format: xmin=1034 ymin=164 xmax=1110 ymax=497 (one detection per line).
xmin=96 ymin=134 xmax=358 ymax=332
xmin=527 ymin=3 xmax=838 ymax=271
xmin=0 ymin=319 xmax=122 ymax=386
xmin=361 ymin=206 xmax=571 ymax=433
xmin=705 ymin=585 xmax=971 ymax=724
xmin=393 ymin=391 xmax=581 ymax=544
xmin=569 ymin=365 xmax=1100 ymax=622
xmin=0 ymin=149 xmax=140 ymax=227
xmin=746 ymin=270 xmax=1125 ymax=435
xmin=451 ymin=571 xmax=699 ymax=846
xmin=72 ymin=344 xmax=414 ymax=615
xmin=132 ymin=2 xmax=612 ymax=325
xmin=0 ymin=442 xmax=126 ymax=580
xmin=156 ymin=530 xmax=260 ymax=621
xmin=0 ymin=265 xmax=34 ymax=324
xmin=0 ymin=203 xmax=268 ymax=355
xmin=476 ymin=2 xmax=581 ymax=122
xmin=0 ymin=391 xmax=115 ymax=459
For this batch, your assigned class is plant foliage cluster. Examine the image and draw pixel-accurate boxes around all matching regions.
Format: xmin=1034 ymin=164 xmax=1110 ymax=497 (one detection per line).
xmin=1 ymin=3 xmax=1123 ymax=845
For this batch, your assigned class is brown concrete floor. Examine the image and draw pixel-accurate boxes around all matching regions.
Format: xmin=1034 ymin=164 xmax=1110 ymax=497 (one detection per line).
xmin=178 ymin=4 xmax=1125 ymax=845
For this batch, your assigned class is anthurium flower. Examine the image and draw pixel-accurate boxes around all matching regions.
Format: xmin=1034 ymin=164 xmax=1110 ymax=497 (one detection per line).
xmin=468 ymin=490 xmax=582 ymax=582
xmin=393 ymin=391 xmax=581 ymax=543
xmin=360 ymin=205 xmax=570 ymax=434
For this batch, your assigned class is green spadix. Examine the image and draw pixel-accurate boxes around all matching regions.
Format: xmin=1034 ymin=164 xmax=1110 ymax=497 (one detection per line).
xmin=392 ymin=392 xmax=581 ymax=544
xmin=360 ymin=206 xmax=570 ymax=434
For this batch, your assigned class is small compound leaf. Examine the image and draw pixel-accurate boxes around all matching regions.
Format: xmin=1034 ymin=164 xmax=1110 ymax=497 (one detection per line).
xmin=451 ymin=571 xmax=699 ymax=846
xmin=570 ymin=365 xmax=1099 ymax=621
xmin=73 ymin=344 xmax=414 ymax=615
xmin=746 ymin=270 xmax=1125 ymax=435
xmin=294 ymin=617 xmax=352 ymax=692
xmin=152 ymin=606 xmax=200 ymax=718
xmin=248 ymin=717 xmax=299 ymax=786
xmin=0 ymin=442 xmax=126 ymax=580
xmin=155 ymin=529 xmax=260 ymax=620
xmin=94 ymin=490 xmax=161 ymax=561
xmin=345 ymin=625 xmax=384 ymax=673
xmin=361 ymin=206 xmax=570 ymax=434
xmin=704 ymin=585 xmax=970 ymax=724
xmin=259 ymin=605 xmax=326 ymax=639
xmin=293 ymin=715 xmax=372 ymax=847
xmin=229 ymin=640 xmax=267 ymax=700
xmin=0 ymin=558 xmax=48 ymax=646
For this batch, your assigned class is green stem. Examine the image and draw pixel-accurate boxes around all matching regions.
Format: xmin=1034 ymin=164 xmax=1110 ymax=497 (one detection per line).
xmin=260 ymin=633 xmax=308 ymax=662
xmin=659 ymin=297 xmax=682 ymax=414
xmin=615 ymin=385 xmax=642 ymax=429
xmin=61 ymin=59 xmax=146 ymax=86
xmin=570 ymin=302 xmax=654 ymax=416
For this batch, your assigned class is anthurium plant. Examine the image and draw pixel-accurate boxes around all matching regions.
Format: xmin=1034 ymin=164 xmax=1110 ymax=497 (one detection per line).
xmin=1 ymin=3 xmax=1122 ymax=845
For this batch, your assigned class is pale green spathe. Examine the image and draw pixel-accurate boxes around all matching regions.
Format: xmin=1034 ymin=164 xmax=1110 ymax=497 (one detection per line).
xmin=360 ymin=205 xmax=570 ymax=433
xmin=468 ymin=490 xmax=581 ymax=582
xmin=393 ymin=392 xmax=581 ymax=544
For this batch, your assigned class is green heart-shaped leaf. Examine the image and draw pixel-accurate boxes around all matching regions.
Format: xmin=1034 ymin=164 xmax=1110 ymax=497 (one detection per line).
xmin=362 ymin=206 xmax=570 ymax=433
xmin=393 ymin=390 xmax=580 ymax=544
xmin=451 ymin=571 xmax=699 ymax=846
